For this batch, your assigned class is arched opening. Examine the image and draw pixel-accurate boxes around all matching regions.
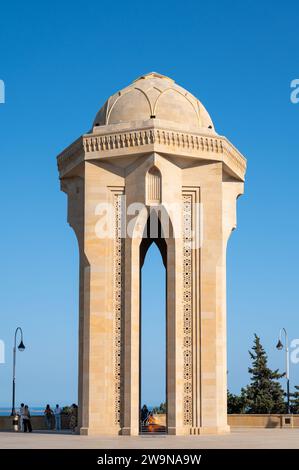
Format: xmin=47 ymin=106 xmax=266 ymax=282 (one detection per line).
xmin=139 ymin=214 xmax=167 ymax=433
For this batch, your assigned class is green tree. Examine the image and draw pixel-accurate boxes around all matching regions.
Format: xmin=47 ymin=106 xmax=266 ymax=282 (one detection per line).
xmin=291 ymin=385 xmax=299 ymax=413
xmin=243 ymin=334 xmax=286 ymax=414
xmin=227 ymin=389 xmax=246 ymax=414
xmin=152 ymin=402 xmax=166 ymax=414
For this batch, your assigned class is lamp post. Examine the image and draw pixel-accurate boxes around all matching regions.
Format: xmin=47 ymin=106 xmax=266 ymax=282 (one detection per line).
xmin=11 ymin=327 xmax=25 ymax=416
xmin=276 ymin=327 xmax=290 ymax=414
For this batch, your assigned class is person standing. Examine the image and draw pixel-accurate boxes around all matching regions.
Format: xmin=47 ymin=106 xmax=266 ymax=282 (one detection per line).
xmin=54 ymin=404 xmax=61 ymax=431
xmin=44 ymin=404 xmax=53 ymax=430
xmin=140 ymin=404 xmax=149 ymax=425
xmin=19 ymin=403 xmax=25 ymax=432
xmin=69 ymin=404 xmax=78 ymax=434
xmin=23 ymin=405 xmax=32 ymax=432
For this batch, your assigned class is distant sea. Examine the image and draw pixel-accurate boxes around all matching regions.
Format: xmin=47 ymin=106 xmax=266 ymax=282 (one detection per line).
xmin=0 ymin=405 xmax=156 ymax=416
xmin=0 ymin=407 xmax=47 ymax=416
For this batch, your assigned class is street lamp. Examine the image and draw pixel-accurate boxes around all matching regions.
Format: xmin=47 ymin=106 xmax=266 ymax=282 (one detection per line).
xmin=276 ymin=328 xmax=290 ymax=414
xmin=11 ymin=327 xmax=25 ymax=416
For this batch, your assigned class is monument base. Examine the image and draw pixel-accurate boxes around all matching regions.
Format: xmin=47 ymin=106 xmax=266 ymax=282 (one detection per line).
xmin=80 ymin=426 xmax=121 ymax=436
xmin=168 ymin=425 xmax=230 ymax=435
xmin=121 ymin=426 xmax=139 ymax=436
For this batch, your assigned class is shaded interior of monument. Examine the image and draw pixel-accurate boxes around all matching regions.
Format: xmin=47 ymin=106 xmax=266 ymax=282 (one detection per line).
xmin=139 ymin=214 xmax=167 ymax=433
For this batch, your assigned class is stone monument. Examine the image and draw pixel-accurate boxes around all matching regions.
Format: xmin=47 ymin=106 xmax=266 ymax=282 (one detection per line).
xmin=57 ymin=72 xmax=246 ymax=435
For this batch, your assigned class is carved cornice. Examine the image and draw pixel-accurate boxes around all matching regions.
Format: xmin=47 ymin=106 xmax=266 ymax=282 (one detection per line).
xmin=84 ymin=129 xmax=223 ymax=153
xmin=57 ymin=136 xmax=84 ymax=174
xmin=57 ymin=126 xmax=247 ymax=181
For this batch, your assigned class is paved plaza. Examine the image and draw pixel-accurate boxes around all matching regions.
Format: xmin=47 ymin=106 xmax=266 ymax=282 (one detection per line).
xmin=0 ymin=428 xmax=299 ymax=449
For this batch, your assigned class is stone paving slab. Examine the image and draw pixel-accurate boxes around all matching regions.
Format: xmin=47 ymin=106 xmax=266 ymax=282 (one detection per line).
xmin=0 ymin=428 xmax=299 ymax=449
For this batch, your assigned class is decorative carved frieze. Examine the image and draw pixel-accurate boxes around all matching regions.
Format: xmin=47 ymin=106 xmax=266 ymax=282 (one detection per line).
xmin=83 ymin=129 xmax=226 ymax=153
xmin=57 ymin=126 xmax=246 ymax=181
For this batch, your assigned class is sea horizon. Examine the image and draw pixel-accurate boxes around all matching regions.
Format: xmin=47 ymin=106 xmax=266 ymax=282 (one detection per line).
xmin=0 ymin=405 xmax=70 ymax=416
xmin=0 ymin=403 xmax=160 ymax=416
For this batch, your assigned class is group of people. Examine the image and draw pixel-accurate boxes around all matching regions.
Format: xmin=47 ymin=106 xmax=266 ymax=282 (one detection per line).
xmin=18 ymin=403 xmax=78 ymax=433
xmin=43 ymin=404 xmax=63 ymax=430
xmin=18 ymin=404 xmax=32 ymax=433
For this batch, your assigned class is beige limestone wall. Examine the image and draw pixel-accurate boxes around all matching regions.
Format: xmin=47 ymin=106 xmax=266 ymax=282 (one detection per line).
xmin=154 ymin=414 xmax=299 ymax=429
xmin=0 ymin=415 xmax=71 ymax=431
xmin=228 ymin=414 xmax=299 ymax=428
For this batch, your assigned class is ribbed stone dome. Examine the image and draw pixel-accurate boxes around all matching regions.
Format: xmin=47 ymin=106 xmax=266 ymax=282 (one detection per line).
xmin=93 ymin=72 xmax=214 ymax=131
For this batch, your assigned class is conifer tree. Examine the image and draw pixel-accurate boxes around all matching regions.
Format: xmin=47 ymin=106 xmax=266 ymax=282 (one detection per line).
xmin=291 ymin=385 xmax=299 ymax=413
xmin=243 ymin=334 xmax=286 ymax=414
xmin=227 ymin=389 xmax=246 ymax=414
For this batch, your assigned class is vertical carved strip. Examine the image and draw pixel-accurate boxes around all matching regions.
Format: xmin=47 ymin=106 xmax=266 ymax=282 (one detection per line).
xmin=182 ymin=194 xmax=193 ymax=426
xmin=114 ymin=192 xmax=124 ymax=425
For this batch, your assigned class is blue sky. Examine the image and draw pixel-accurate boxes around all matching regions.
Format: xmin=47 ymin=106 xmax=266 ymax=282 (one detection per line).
xmin=142 ymin=244 xmax=166 ymax=407
xmin=0 ymin=0 xmax=298 ymax=408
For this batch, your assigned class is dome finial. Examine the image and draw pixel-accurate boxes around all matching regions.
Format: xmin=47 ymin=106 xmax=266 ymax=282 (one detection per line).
xmin=133 ymin=72 xmax=174 ymax=83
